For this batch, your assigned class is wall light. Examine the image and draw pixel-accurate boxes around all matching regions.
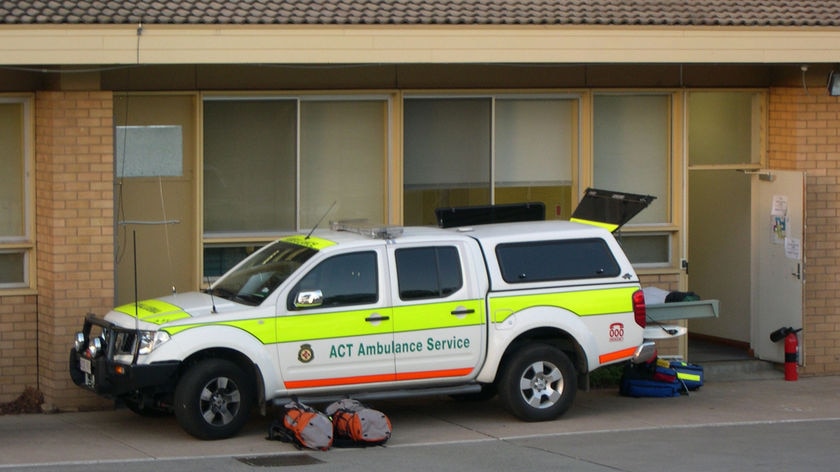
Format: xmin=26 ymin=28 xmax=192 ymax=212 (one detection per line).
xmin=828 ymin=70 xmax=840 ymax=96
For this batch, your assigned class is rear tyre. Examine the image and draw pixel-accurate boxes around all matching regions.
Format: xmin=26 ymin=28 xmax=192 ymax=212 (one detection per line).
xmin=173 ymin=359 xmax=254 ymax=440
xmin=498 ymin=344 xmax=576 ymax=422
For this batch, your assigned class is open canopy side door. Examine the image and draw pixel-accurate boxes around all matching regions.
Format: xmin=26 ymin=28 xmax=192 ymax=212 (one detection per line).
xmin=570 ymin=188 xmax=657 ymax=232
xmin=434 ymin=188 xmax=655 ymax=230
xmin=435 ymin=202 xmax=545 ymax=228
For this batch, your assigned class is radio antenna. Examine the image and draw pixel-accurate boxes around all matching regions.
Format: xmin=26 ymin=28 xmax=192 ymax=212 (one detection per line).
xmin=206 ymin=276 xmax=217 ymax=314
xmin=306 ymin=201 xmax=337 ymax=239
xmin=132 ymin=230 xmax=140 ymax=364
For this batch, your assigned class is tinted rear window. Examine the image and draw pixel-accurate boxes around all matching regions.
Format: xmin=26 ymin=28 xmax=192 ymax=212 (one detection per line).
xmin=496 ymin=238 xmax=621 ymax=283
xmin=395 ymin=246 xmax=463 ymax=300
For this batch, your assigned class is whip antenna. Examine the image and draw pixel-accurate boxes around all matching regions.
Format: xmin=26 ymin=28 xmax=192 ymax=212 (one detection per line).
xmin=306 ymin=201 xmax=337 ymax=239
xmin=206 ymin=276 xmax=217 ymax=314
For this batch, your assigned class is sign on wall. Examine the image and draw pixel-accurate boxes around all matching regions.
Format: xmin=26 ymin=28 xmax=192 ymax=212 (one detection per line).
xmin=116 ymin=125 xmax=183 ymax=178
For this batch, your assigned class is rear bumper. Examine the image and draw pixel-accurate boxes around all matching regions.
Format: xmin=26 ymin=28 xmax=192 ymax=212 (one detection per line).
xmin=630 ymin=341 xmax=657 ymax=364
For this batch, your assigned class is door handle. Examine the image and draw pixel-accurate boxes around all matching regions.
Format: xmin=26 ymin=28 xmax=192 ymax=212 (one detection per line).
xmin=792 ymin=263 xmax=801 ymax=280
xmin=451 ymin=308 xmax=475 ymax=316
xmin=365 ymin=314 xmax=390 ymax=323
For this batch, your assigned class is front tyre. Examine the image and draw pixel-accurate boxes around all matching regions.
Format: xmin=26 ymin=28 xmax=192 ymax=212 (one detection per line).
xmin=498 ymin=344 xmax=576 ymax=422
xmin=174 ymin=359 xmax=254 ymax=440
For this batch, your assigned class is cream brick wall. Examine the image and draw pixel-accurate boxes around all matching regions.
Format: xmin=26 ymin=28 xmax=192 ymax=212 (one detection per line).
xmin=770 ymin=87 xmax=840 ymax=376
xmin=35 ymin=91 xmax=114 ymax=410
xmin=0 ymin=296 xmax=38 ymax=402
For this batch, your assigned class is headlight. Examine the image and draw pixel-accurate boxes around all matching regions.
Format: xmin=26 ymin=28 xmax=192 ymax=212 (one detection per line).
xmin=87 ymin=337 xmax=103 ymax=358
xmin=74 ymin=332 xmax=85 ymax=352
xmin=137 ymin=330 xmax=171 ymax=355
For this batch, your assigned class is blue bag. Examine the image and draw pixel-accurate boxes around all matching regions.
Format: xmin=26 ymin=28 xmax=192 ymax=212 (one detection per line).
xmin=619 ymin=378 xmax=681 ymax=398
xmin=670 ymin=361 xmax=704 ymax=390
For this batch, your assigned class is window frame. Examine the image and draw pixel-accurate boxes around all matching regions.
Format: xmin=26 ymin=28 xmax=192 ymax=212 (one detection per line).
xmin=200 ymin=92 xmax=393 ymax=279
xmin=0 ymin=95 xmax=34 ymax=292
xmin=588 ymin=90 xmax=682 ymax=270
xmin=401 ymin=92 xmax=582 ymax=225
xmin=687 ymin=89 xmax=767 ymax=170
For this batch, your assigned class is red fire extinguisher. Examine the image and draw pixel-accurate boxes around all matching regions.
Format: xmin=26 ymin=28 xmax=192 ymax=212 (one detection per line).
xmin=770 ymin=327 xmax=802 ymax=381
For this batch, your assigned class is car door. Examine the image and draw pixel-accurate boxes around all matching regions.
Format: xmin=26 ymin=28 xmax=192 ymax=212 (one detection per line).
xmin=389 ymin=242 xmax=486 ymax=382
xmin=275 ymin=248 xmax=395 ymax=391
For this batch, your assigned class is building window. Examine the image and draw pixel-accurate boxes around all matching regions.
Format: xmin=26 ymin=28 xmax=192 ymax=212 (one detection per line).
xmin=204 ymin=99 xmax=297 ymax=234
xmin=0 ymin=98 xmax=31 ymax=289
xmin=403 ymin=95 xmax=577 ymax=225
xmin=202 ymin=95 xmax=389 ymax=277
xmin=688 ymin=91 xmax=765 ymax=167
xmin=495 ymin=98 xmax=576 ymax=217
xmin=403 ymin=97 xmax=491 ymax=225
xmin=593 ymin=93 xmax=673 ymax=266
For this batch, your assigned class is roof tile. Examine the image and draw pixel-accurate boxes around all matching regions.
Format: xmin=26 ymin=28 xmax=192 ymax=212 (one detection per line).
xmin=1 ymin=1 xmax=839 ymax=26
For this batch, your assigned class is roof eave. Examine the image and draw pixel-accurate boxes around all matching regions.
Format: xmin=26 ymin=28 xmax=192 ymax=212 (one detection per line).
xmin=2 ymin=24 xmax=839 ymax=66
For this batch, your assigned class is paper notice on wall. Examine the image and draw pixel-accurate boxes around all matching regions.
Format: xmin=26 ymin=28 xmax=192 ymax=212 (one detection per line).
xmin=771 ymin=195 xmax=788 ymax=244
xmin=771 ymin=195 xmax=788 ymax=216
xmin=785 ymin=237 xmax=801 ymax=260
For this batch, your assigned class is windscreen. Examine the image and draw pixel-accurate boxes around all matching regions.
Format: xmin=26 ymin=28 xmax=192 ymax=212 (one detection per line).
xmin=210 ymin=240 xmax=318 ymax=306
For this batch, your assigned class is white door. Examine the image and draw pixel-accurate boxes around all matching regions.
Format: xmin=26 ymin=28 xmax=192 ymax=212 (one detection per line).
xmin=751 ymin=170 xmax=805 ymax=363
xmin=389 ymin=243 xmax=486 ymax=382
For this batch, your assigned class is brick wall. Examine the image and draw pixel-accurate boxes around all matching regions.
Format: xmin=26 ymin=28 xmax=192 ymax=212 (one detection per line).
xmin=769 ymin=87 xmax=840 ymax=375
xmin=639 ymin=273 xmax=683 ymax=357
xmin=0 ymin=295 xmax=38 ymax=403
xmin=35 ymin=91 xmax=115 ymax=410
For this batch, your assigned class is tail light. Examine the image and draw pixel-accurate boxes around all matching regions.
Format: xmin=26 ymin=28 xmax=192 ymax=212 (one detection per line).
xmin=632 ymin=289 xmax=647 ymax=328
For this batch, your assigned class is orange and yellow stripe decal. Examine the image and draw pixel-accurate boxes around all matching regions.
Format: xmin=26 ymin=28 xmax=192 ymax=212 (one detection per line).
xmin=284 ymin=367 xmax=472 ymax=389
xmin=599 ymin=346 xmax=638 ymax=364
xmin=396 ymin=367 xmax=473 ymax=381
xmin=489 ymin=287 xmax=637 ymax=324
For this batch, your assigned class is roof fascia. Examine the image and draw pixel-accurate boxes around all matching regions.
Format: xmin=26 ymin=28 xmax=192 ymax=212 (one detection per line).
xmin=1 ymin=24 xmax=839 ymax=65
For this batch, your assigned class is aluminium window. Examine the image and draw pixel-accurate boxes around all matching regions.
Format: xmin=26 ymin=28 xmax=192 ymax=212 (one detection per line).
xmin=593 ymin=93 xmax=673 ymax=266
xmin=202 ymin=96 xmax=389 ymax=277
xmin=688 ymin=91 xmax=765 ymax=167
xmin=0 ymin=98 xmax=31 ymax=290
xmin=403 ymin=95 xmax=577 ymax=225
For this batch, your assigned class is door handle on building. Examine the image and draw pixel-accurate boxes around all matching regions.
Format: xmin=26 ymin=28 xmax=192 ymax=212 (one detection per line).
xmin=792 ymin=263 xmax=801 ymax=280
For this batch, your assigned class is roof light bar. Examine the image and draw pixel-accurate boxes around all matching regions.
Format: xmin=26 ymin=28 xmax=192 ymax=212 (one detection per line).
xmin=330 ymin=220 xmax=403 ymax=240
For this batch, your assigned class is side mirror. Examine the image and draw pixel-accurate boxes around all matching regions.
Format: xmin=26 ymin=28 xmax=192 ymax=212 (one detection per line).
xmin=294 ymin=289 xmax=324 ymax=309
